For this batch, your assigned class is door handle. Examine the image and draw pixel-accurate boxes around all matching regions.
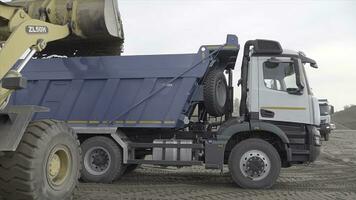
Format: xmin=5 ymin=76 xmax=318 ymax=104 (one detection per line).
xmin=260 ymin=109 xmax=275 ymax=118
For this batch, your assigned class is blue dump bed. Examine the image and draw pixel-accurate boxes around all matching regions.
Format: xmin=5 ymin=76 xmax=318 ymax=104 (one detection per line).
xmin=10 ymin=35 xmax=240 ymax=129
xmin=11 ymin=53 xmax=207 ymax=128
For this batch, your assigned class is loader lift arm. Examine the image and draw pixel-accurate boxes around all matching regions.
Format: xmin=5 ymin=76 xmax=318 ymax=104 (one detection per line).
xmin=0 ymin=2 xmax=70 ymax=108
xmin=0 ymin=1 xmax=124 ymax=199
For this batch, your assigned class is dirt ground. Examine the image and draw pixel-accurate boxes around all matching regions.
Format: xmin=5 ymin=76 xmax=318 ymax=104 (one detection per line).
xmin=74 ymin=130 xmax=356 ymax=200
xmin=1 ymin=131 xmax=355 ymax=200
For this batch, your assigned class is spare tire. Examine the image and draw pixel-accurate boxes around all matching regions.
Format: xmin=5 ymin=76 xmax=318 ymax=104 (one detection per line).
xmin=203 ymin=69 xmax=228 ymax=117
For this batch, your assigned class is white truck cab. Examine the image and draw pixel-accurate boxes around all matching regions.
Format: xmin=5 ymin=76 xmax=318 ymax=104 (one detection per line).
xmin=318 ymin=99 xmax=333 ymax=140
xmin=247 ymin=49 xmax=320 ymax=126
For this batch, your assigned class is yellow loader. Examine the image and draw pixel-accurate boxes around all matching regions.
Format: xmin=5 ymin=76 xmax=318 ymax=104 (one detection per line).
xmin=0 ymin=1 xmax=123 ymax=199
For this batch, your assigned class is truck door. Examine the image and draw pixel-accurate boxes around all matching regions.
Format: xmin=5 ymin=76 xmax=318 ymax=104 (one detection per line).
xmin=257 ymin=56 xmax=312 ymax=124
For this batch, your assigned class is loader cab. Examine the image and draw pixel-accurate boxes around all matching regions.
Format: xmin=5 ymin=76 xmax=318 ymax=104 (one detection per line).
xmin=239 ymin=40 xmax=320 ymax=126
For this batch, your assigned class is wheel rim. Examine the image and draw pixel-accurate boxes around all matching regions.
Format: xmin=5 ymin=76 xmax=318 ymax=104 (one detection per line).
xmin=84 ymin=146 xmax=111 ymax=176
xmin=239 ymin=150 xmax=271 ymax=181
xmin=46 ymin=145 xmax=72 ymax=189
xmin=216 ymin=79 xmax=227 ymax=107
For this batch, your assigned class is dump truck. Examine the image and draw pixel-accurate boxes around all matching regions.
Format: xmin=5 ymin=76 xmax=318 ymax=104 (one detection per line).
xmin=318 ymin=99 xmax=334 ymax=141
xmin=9 ymin=34 xmax=321 ymax=189
xmin=0 ymin=0 xmax=123 ymax=199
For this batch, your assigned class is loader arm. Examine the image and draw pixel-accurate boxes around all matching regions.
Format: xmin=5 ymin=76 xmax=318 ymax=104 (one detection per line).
xmin=0 ymin=2 xmax=70 ymax=108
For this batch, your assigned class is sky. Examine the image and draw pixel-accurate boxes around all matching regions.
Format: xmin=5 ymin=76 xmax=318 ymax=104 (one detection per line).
xmin=2 ymin=0 xmax=356 ymax=111
xmin=116 ymin=0 xmax=356 ymax=111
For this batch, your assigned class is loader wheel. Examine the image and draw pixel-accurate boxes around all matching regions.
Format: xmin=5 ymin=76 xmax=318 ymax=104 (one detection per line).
xmin=0 ymin=120 xmax=81 ymax=200
xmin=203 ymin=69 xmax=228 ymax=117
xmin=228 ymin=138 xmax=281 ymax=189
xmin=81 ymin=136 xmax=126 ymax=183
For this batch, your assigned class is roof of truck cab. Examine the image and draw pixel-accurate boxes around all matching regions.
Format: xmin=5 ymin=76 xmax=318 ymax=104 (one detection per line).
xmin=251 ymin=49 xmax=300 ymax=57
xmin=282 ymin=49 xmax=299 ymax=55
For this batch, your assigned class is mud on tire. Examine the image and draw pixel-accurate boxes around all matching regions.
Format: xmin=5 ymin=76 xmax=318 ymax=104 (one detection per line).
xmin=0 ymin=120 xmax=81 ymax=200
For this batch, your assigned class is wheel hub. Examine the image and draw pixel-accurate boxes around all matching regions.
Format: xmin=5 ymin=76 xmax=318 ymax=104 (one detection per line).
xmin=84 ymin=147 xmax=111 ymax=175
xmin=92 ymin=150 xmax=109 ymax=166
xmin=46 ymin=146 xmax=71 ymax=188
xmin=245 ymin=156 xmax=265 ymax=177
xmin=49 ymin=154 xmax=61 ymax=177
xmin=240 ymin=150 xmax=271 ymax=181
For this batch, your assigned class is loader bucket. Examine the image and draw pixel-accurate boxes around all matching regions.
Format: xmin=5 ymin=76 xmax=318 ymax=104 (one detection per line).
xmin=2 ymin=0 xmax=124 ymax=57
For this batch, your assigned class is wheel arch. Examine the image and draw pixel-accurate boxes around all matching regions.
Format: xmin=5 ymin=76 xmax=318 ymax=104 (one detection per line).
xmin=74 ymin=128 xmax=128 ymax=164
xmin=216 ymin=120 xmax=291 ymax=167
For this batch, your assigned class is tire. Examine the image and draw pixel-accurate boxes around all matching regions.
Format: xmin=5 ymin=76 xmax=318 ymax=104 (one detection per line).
xmin=203 ymin=69 xmax=228 ymax=117
xmin=324 ymin=131 xmax=330 ymax=141
xmin=228 ymin=138 xmax=281 ymax=189
xmin=81 ymin=136 xmax=126 ymax=183
xmin=0 ymin=120 xmax=81 ymax=200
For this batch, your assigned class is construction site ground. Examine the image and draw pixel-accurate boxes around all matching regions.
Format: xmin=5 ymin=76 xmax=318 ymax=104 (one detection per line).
xmin=73 ymin=130 xmax=356 ymax=200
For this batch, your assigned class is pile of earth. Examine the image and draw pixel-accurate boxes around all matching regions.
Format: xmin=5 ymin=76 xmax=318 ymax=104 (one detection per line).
xmin=332 ymin=105 xmax=356 ymax=130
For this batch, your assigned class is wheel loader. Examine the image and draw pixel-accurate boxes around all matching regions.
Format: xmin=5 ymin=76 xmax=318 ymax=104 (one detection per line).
xmin=0 ymin=0 xmax=123 ymax=199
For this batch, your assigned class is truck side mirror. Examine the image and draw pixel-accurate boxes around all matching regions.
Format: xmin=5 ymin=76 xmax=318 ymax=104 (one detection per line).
xmin=310 ymin=63 xmax=318 ymax=68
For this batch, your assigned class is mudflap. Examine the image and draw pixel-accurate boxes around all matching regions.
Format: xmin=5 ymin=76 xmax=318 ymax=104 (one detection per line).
xmin=0 ymin=105 xmax=48 ymax=151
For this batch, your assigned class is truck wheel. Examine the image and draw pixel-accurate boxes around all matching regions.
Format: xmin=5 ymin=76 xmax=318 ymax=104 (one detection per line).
xmin=203 ymin=69 xmax=227 ymax=117
xmin=228 ymin=138 xmax=281 ymax=189
xmin=81 ymin=136 xmax=126 ymax=183
xmin=324 ymin=131 xmax=330 ymax=141
xmin=0 ymin=120 xmax=81 ymax=200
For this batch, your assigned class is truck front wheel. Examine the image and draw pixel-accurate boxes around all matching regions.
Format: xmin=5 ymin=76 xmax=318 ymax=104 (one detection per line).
xmin=228 ymin=138 xmax=281 ymax=189
xmin=81 ymin=136 xmax=126 ymax=183
xmin=323 ymin=131 xmax=330 ymax=141
xmin=0 ymin=120 xmax=81 ymax=200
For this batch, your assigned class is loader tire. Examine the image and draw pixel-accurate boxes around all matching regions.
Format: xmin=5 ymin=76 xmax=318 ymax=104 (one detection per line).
xmin=0 ymin=120 xmax=81 ymax=200
xmin=203 ymin=69 xmax=228 ymax=117
xmin=81 ymin=136 xmax=126 ymax=183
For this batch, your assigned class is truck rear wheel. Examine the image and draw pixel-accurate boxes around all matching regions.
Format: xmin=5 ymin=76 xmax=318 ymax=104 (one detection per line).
xmin=203 ymin=69 xmax=228 ymax=117
xmin=0 ymin=120 xmax=81 ymax=200
xmin=81 ymin=136 xmax=126 ymax=183
xmin=228 ymin=138 xmax=281 ymax=189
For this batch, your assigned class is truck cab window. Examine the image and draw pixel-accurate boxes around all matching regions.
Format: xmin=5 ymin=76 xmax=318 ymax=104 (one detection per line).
xmin=264 ymin=79 xmax=282 ymax=90
xmin=263 ymin=61 xmax=298 ymax=92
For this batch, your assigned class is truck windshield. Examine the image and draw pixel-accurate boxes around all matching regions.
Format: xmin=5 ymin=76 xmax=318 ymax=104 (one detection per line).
xmin=319 ymin=104 xmax=330 ymax=116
